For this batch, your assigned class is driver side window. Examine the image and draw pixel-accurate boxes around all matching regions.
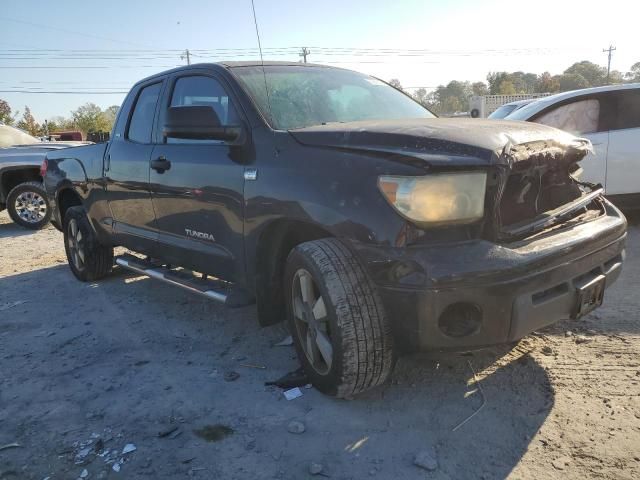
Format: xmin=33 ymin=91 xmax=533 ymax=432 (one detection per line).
xmin=168 ymin=75 xmax=239 ymax=143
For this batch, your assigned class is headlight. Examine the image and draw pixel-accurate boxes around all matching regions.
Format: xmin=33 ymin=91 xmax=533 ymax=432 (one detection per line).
xmin=378 ymin=172 xmax=487 ymax=227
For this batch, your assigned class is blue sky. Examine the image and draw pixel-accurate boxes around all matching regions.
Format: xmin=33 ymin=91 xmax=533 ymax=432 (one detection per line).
xmin=1 ymin=0 xmax=637 ymax=121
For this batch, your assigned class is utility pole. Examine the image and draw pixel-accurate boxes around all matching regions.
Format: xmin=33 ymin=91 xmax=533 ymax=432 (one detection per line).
xmin=181 ymin=49 xmax=191 ymax=65
xmin=602 ymin=44 xmax=616 ymax=83
xmin=299 ymin=47 xmax=310 ymax=63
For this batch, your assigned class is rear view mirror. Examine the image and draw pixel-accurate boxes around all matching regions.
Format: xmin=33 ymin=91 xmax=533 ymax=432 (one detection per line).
xmin=163 ymin=105 xmax=243 ymax=142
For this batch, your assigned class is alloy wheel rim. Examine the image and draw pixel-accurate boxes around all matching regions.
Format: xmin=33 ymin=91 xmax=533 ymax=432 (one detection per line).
xmin=67 ymin=218 xmax=85 ymax=270
xmin=291 ymin=268 xmax=333 ymax=375
xmin=14 ymin=191 xmax=47 ymax=224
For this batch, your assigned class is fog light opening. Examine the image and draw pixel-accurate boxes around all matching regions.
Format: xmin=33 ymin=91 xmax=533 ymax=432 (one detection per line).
xmin=438 ymin=302 xmax=483 ymax=338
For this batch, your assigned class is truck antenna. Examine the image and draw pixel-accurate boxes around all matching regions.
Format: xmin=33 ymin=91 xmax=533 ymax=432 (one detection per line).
xmin=250 ymin=0 xmax=274 ymax=127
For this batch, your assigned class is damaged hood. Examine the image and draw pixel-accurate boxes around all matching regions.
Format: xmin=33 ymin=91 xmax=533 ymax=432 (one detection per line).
xmin=288 ymin=118 xmax=591 ymax=167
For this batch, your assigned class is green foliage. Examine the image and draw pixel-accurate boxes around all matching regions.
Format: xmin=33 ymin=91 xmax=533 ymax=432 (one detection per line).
xmin=563 ymin=61 xmax=607 ymax=86
xmin=388 ymin=78 xmax=403 ymax=90
xmin=16 ymin=106 xmax=40 ymax=136
xmin=102 ymin=105 xmax=120 ymax=130
xmin=558 ymin=73 xmax=590 ymax=91
xmin=71 ymin=102 xmax=111 ymax=134
xmin=625 ymin=62 xmax=640 ymax=82
xmin=412 ymin=88 xmax=428 ymax=106
xmin=471 ymin=82 xmax=489 ymax=96
xmin=0 ymin=99 xmax=14 ymax=125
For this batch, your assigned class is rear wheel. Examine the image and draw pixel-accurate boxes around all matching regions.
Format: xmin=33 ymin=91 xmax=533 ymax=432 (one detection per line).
xmin=285 ymin=238 xmax=395 ymax=398
xmin=63 ymin=206 xmax=113 ymax=281
xmin=6 ymin=181 xmax=51 ymax=229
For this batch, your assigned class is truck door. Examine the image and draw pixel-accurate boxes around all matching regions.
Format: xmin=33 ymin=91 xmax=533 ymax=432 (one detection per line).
xmin=149 ymin=73 xmax=246 ymax=283
xmin=105 ymin=80 xmax=163 ymax=253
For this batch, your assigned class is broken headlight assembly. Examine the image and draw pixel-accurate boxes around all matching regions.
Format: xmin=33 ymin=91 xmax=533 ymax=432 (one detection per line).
xmin=378 ymin=172 xmax=487 ymax=227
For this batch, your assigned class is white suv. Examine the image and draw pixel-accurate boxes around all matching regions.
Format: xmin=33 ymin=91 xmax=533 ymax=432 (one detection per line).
xmin=505 ymin=83 xmax=640 ymax=209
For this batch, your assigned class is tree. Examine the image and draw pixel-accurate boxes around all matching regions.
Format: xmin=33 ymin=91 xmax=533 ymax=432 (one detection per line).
xmin=0 ymin=99 xmax=14 ymax=125
xmin=487 ymin=72 xmax=509 ymax=95
xmin=558 ymin=73 xmax=590 ymax=91
xmin=412 ymin=88 xmax=428 ymax=105
xmin=71 ymin=103 xmax=110 ymax=134
xmin=626 ymin=62 xmax=640 ymax=82
xmin=388 ymin=78 xmax=403 ymax=90
xmin=563 ymin=61 xmax=606 ymax=87
xmin=497 ymin=80 xmax=516 ymax=95
xmin=537 ymin=72 xmax=560 ymax=93
xmin=16 ymin=106 xmax=40 ymax=136
xmin=608 ymin=70 xmax=624 ymax=84
xmin=429 ymin=81 xmax=473 ymax=114
xmin=471 ymin=82 xmax=488 ymax=96
xmin=102 ymin=105 xmax=119 ymax=131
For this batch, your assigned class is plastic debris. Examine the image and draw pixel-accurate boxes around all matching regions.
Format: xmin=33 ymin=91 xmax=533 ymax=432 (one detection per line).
xmin=283 ymin=387 xmax=303 ymax=401
xmin=80 ymin=469 xmax=89 ymax=478
xmin=0 ymin=443 xmax=21 ymax=451
xmin=122 ymin=443 xmax=136 ymax=454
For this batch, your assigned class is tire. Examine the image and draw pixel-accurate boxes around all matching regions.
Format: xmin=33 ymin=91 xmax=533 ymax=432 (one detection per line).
xmin=285 ymin=238 xmax=395 ymax=398
xmin=6 ymin=181 xmax=51 ymax=229
xmin=63 ymin=206 xmax=113 ymax=281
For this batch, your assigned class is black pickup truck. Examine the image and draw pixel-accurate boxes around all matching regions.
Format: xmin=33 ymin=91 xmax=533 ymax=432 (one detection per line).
xmin=44 ymin=62 xmax=627 ymax=397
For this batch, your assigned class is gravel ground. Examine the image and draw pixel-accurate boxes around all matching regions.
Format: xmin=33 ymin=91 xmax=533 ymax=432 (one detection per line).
xmin=1 ymin=210 xmax=639 ymax=480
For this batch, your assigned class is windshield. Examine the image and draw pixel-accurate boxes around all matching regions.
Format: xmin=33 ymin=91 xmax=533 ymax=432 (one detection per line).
xmin=488 ymin=104 xmax=520 ymax=119
xmin=0 ymin=124 xmax=40 ymax=147
xmin=232 ymin=65 xmax=435 ymax=130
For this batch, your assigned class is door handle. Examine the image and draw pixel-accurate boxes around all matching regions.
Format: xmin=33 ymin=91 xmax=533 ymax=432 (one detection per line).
xmin=151 ymin=156 xmax=171 ymax=173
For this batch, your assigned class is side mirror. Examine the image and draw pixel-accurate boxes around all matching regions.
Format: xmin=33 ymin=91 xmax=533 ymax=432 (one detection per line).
xmin=163 ymin=105 xmax=243 ymax=143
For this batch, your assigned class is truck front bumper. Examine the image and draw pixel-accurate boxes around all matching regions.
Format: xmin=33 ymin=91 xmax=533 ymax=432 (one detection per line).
xmin=352 ymin=199 xmax=627 ymax=351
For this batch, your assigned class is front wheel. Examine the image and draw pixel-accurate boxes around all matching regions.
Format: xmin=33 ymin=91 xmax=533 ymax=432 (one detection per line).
xmin=285 ymin=238 xmax=395 ymax=398
xmin=6 ymin=181 xmax=51 ymax=229
xmin=63 ymin=206 xmax=113 ymax=281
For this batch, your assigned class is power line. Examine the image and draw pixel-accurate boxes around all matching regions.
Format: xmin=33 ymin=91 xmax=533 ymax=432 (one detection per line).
xmin=0 ymin=16 xmax=156 ymax=48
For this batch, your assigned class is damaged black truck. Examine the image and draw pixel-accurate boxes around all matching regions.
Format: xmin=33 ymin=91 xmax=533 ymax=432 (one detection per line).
xmin=43 ymin=63 xmax=627 ymax=397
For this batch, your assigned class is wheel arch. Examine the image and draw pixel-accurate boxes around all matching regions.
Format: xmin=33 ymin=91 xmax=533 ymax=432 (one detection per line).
xmin=56 ymin=187 xmax=84 ymax=224
xmin=0 ymin=166 xmax=42 ymax=203
xmin=254 ymin=218 xmax=334 ymax=327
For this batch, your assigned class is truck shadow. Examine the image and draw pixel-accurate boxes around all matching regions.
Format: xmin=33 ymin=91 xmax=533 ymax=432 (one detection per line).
xmin=0 ymin=220 xmax=43 ymax=239
xmin=337 ymin=347 xmax=553 ymax=479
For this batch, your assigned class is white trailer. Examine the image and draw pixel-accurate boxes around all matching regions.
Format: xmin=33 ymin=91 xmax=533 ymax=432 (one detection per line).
xmin=469 ymin=93 xmax=550 ymax=118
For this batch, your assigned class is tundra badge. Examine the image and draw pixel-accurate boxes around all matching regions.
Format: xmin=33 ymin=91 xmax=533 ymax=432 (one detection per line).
xmin=185 ymin=229 xmax=215 ymax=242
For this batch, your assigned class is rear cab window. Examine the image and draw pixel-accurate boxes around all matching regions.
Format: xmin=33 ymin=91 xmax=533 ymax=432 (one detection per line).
xmin=127 ymin=82 xmax=162 ymax=143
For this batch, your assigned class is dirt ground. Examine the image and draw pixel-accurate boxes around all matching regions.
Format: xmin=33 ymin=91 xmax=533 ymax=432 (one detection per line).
xmin=1 ymin=210 xmax=639 ymax=480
